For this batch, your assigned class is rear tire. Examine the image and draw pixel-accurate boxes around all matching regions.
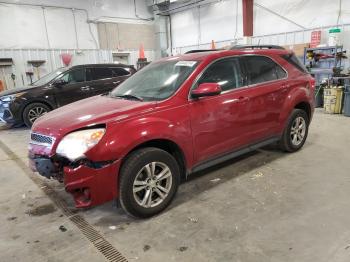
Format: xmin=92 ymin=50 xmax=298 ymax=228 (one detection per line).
xmin=23 ymin=102 xmax=51 ymax=128
xmin=279 ymin=109 xmax=309 ymax=152
xmin=119 ymin=147 xmax=180 ymax=218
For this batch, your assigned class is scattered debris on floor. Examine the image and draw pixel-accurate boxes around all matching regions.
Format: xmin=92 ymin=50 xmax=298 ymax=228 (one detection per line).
xmin=188 ymin=217 xmax=198 ymax=223
xmin=251 ymin=171 xmax=264 ymax=179
xmin=59 ymin=225 xmax=67 ymax=232
xmin=26 ymin=204 xmax=56 ymax=216
xmin=143 ymin=245 xmax=151 ymax=252
xmin=345 ymin=245 xmax=350 ymax=250
xmin=7 ymin=216 xmax=17 ymax=221
xmin=178 ymin=246 xmax=188 ymax=252
xmin=22 ymin=193 xmax=26 ymax=199
xmin=210 ymin=178 xmax=221 ymax=183
xmin=109 ymin=226 xmax=117 ymax=230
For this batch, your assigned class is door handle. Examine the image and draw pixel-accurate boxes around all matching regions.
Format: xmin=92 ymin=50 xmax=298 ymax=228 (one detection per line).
xmin=81 ymin=86 xmax=90 ymax=91
xmin=281 ymin=84 xmax=289 ymax=92
xmin=238 ymin=96 xmax=249 ymax=102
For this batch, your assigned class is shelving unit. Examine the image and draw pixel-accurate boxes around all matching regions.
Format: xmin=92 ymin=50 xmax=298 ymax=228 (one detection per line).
xmin=303 ymin=45 xmax=343 ymax=85
xmin=303 ymin=46 xmax=344 ymax=107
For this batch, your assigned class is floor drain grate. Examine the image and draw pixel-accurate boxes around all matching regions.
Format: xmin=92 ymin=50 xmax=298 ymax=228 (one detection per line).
xmin=0 ymin=140 xmax=128 ymax=262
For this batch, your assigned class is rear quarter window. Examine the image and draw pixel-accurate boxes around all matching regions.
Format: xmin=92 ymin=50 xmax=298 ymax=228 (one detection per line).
xmin=112 ymin=67 xmax=130 ymax=77
xmin=281 ymin=53 xmax=308 ymax=74
xmin=243 ymin=56 xmax=287 ymax=85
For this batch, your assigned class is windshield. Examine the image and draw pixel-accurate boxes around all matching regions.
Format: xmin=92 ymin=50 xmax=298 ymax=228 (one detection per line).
xmin=110 ymin=60 xmax=198 ymax=101
xmin=32 ymin=68 xmax=66 ymax=86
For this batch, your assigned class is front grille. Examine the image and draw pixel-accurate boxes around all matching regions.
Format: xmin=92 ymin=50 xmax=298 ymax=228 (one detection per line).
xmin=3 ymin=109 xmax=11 ymax=119
xmin=30 ymin=133 xmax=54 ymax=147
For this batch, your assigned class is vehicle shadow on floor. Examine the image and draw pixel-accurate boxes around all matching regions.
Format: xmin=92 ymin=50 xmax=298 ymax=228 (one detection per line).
xmin=86 ymin=144 xmax=288 ymax=225
xmin=169 ymin=144 xmax=287 ymax=211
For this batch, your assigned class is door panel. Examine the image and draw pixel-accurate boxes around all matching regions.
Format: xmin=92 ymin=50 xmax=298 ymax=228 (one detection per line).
xmin=86 ymin=67 xmax=130 ymax=96
xmin=190 ymin=88 xmax=254 ymax=164
xmin=242 ymin=56 xmax=289 ymax=141
xmin=54 ymin=68 xmax=90 ymax=106
xmin=189 ymin=57 xmax=249 ymax=164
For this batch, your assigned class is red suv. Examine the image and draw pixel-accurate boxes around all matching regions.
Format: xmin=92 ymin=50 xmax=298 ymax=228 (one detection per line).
xmin=29 ymin=46 xmax=315 ymax=218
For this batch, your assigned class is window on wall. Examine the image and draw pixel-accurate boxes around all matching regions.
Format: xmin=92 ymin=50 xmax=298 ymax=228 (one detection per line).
xmin=243 ymin=56 xmax=287 ymax=85
xmin=196 ymin=58 xmax=244 ymax=92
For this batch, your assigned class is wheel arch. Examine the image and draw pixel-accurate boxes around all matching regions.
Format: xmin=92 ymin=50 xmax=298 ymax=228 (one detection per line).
xmin=121 ymin=138 xmax=187 ymax=181
xmin=21 ymin=100 xmax=54 ymax=121
xmin=294 ymin=101 xmax=311 ymax=121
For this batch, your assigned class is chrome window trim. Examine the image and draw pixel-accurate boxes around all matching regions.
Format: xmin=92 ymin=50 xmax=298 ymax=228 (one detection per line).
xmin=188 ymin=54 xmax=288 ymax=101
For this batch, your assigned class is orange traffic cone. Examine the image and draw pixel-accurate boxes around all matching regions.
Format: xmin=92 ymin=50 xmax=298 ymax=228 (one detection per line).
xmin=139 ymin=44 xmax=145 ymax=59
xmin=211 ymin=40 xmax=216 ymax=49
xmin=137 ymin=44 xmax=148 ymax=70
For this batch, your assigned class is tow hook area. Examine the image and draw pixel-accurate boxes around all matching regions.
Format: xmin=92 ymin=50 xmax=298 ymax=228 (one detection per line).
xmin=32 ymin=157 xmax=60 ymax=179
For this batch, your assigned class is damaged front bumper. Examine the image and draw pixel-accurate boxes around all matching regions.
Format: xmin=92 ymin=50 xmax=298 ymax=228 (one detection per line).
xmin=29 ymin=144 xmax=121 ymax=208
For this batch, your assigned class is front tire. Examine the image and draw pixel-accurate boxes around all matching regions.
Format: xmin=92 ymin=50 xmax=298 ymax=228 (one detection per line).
xmin=23 ymin=102 xmax=51 ymax=128
xmin=119 ymin=147 xmax=180 ymax=218
xmin=279 ymin=109 xmax=309 ymax=152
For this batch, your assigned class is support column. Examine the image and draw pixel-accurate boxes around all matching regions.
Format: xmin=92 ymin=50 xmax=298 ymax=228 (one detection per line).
xmin=242 ymin=0 xmax=253 ymax=44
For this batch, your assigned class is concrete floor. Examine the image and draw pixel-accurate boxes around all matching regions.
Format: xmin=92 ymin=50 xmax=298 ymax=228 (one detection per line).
xmin=1 ymin=109 xmax=350 ymax=262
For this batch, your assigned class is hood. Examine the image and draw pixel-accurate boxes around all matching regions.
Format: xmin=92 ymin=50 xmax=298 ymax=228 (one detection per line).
xmin=0 ymin=86 xmax=37 ymax=97
xmin=32 ymin=95 xmax=156 ymax=137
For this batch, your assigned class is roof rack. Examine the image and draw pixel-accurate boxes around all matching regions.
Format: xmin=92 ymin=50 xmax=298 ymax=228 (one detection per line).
xmin=185 ymin=49 xmax=222 ymax=54
xmin=230 ymin=45 xmax=285 ymax=50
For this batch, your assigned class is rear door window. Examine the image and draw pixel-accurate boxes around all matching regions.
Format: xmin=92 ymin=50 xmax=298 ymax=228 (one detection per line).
xmin=243 ymin=56 xmax=286 ymax=85
xmin=112 ymin=67 xmax=130 ymax=77
xmin=197 ymin=57 xmax=244 ymax=92
xmin=89 ymin=68 xmax=113 ymax=80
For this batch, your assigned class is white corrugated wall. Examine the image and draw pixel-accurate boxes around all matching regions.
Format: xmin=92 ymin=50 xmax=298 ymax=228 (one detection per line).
xmin=0 ymin=49 xmax=155 ymax=89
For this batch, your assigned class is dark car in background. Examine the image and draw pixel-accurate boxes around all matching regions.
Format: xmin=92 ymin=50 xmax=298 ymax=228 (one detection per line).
xmin=0 ymin=63 xmax=136 ymax=127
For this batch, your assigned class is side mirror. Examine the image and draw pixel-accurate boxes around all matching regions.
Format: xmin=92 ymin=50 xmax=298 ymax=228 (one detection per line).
xmin=191 ymin=83 xmax=221 ymax=99
xmin=53 ymin=78 xmax=67 ymax=87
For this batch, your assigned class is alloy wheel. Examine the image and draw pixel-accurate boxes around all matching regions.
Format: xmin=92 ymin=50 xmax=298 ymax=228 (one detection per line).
xmin=133 ymin=162 xmax=172 ymax=208
xmin=290 ymin=116 xmax=306 ymax=146
xmin=28 ymin=106 xmax=48 ymax=124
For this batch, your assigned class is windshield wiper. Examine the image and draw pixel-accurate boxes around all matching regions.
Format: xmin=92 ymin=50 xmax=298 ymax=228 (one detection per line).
xmin=113 ymin=94 xmax=144 ymax=101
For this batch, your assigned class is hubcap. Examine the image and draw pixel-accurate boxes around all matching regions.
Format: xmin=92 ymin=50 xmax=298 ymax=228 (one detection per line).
xmin=290 ymin=116 xmax=306 ymax=146
xmin=133 ymin=162 xmax=172 ymax=208
xmin=28 ymin=106 xmax=48 ymax=124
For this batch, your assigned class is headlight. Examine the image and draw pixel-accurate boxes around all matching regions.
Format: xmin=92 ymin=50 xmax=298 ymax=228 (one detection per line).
xmin=56 ymin=128 xmax=105 ymax=161
xmin=0 ymin=92 xmax=25 ymax=103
